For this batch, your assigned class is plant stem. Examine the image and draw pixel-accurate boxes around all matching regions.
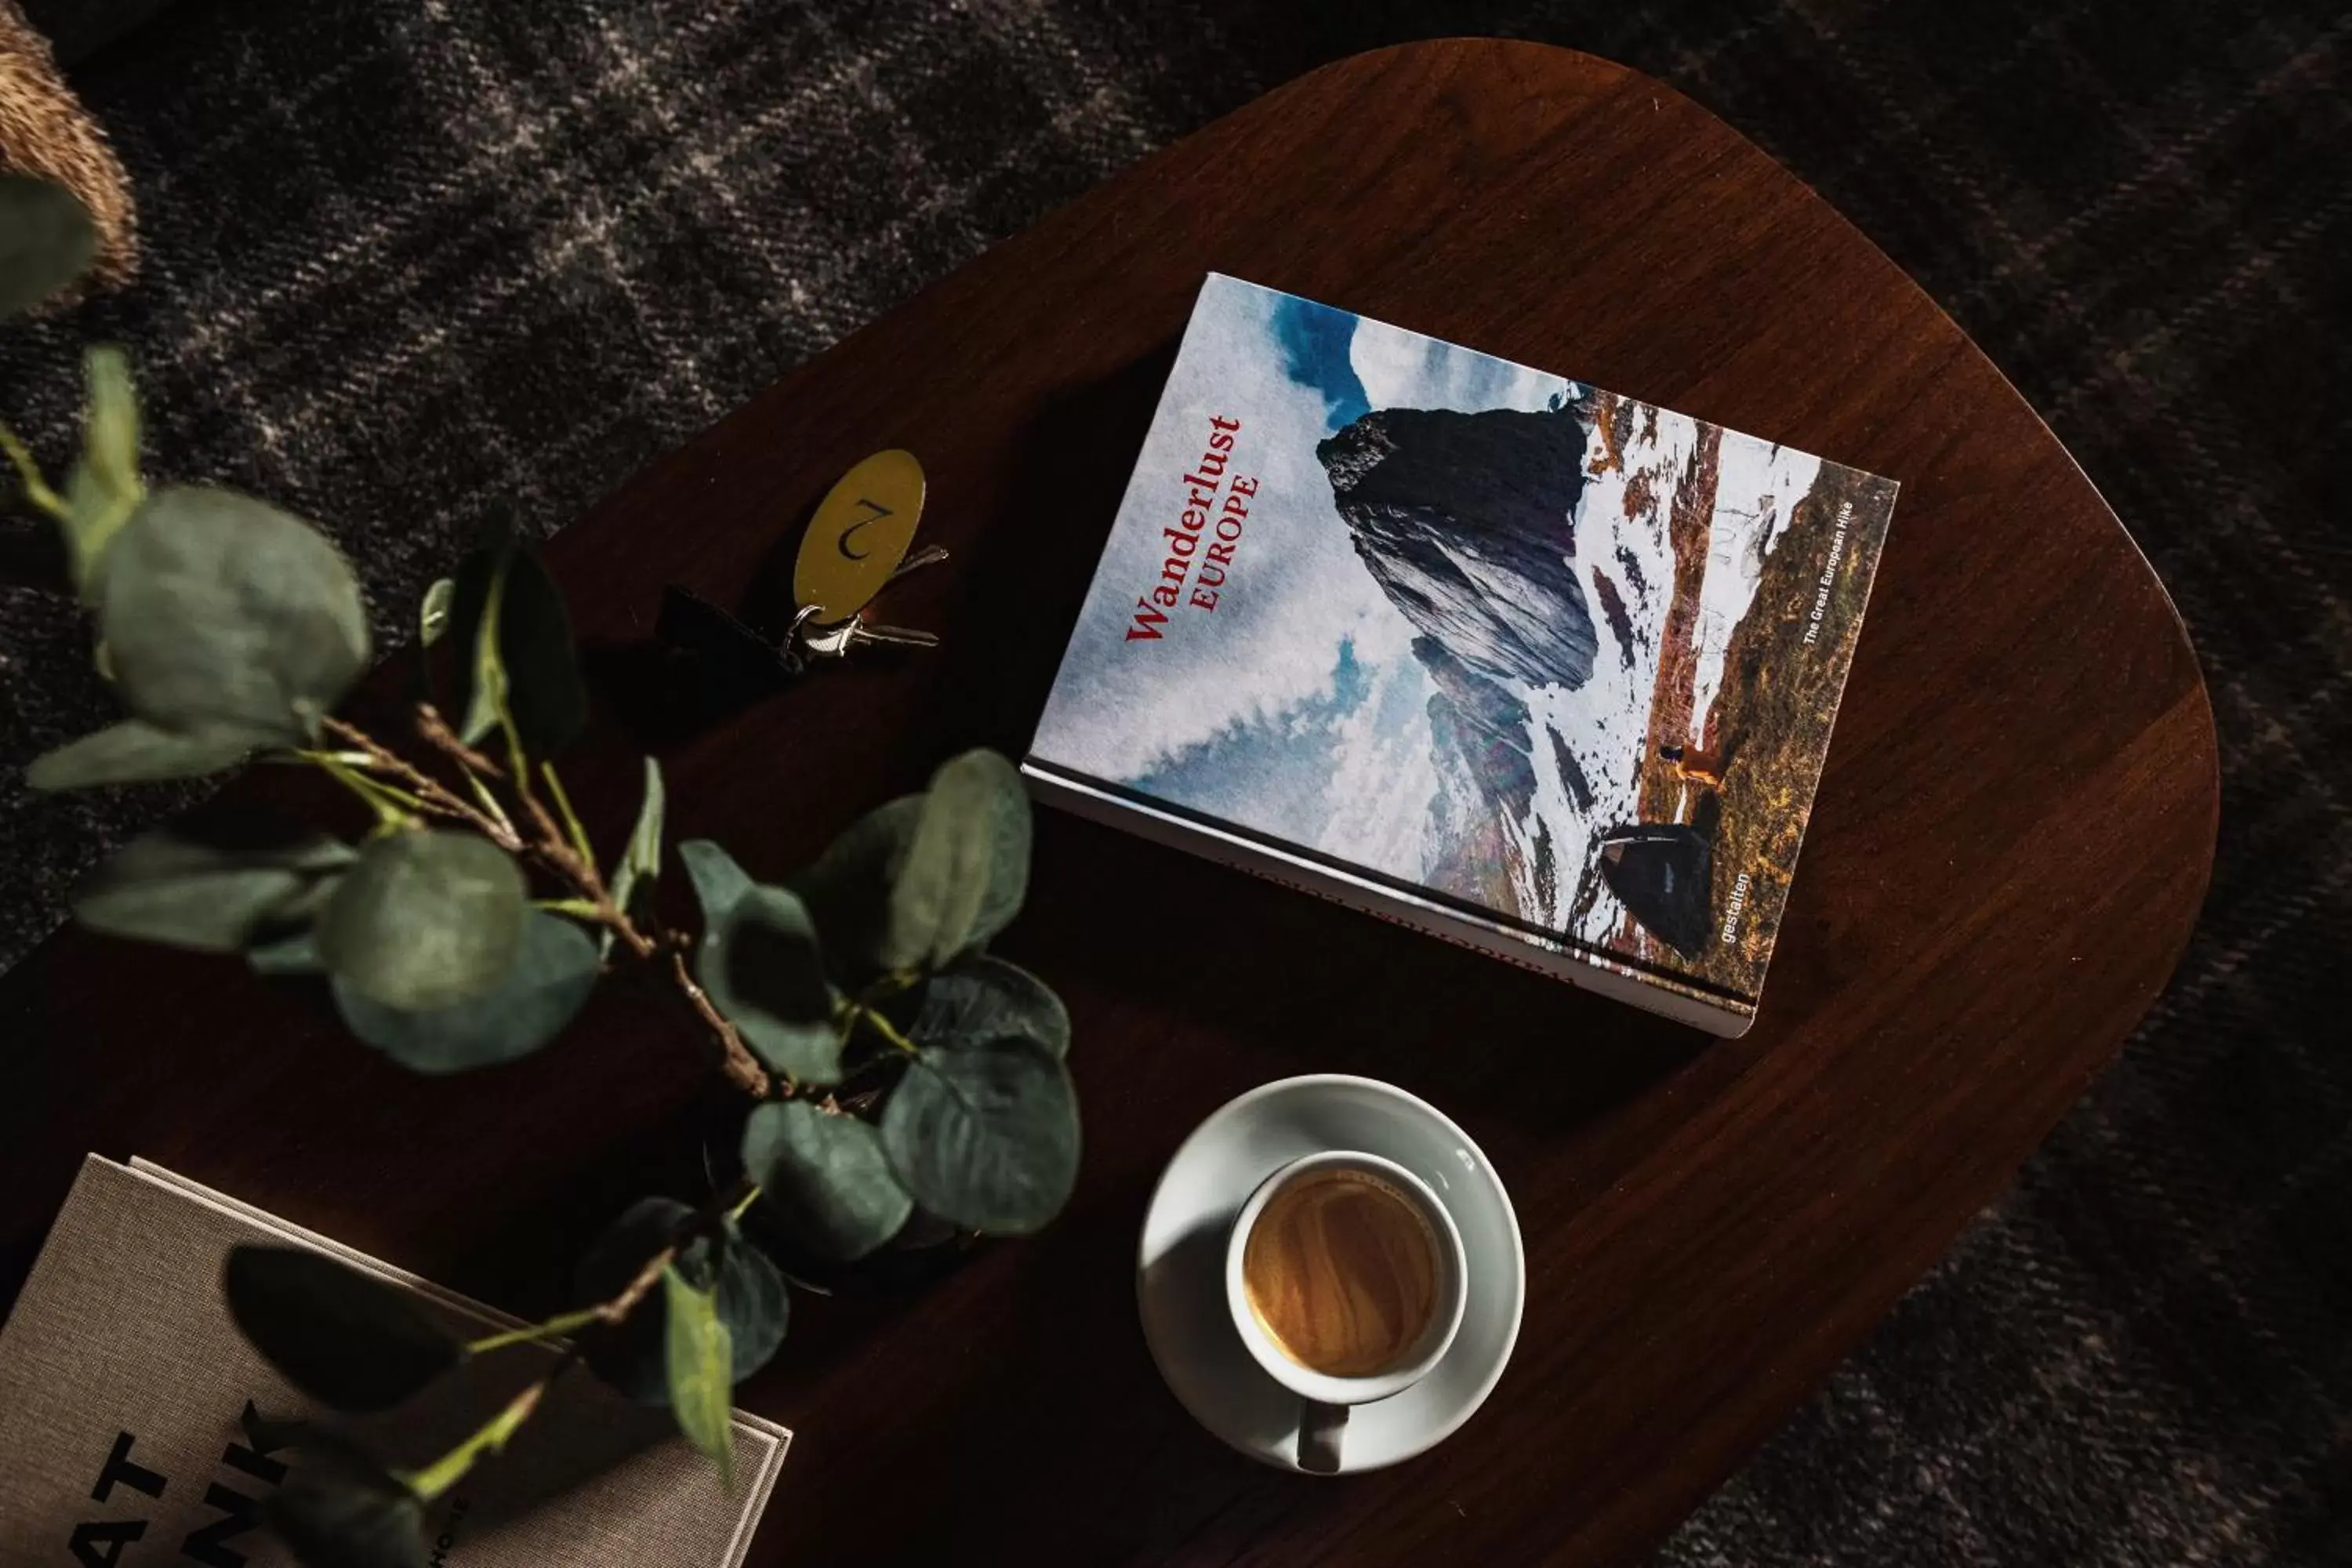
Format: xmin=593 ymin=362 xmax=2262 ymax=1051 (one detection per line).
xmin=533 ymin=897 xmax=604 ymax=918
xmin=314 ymin=754 xmax=421 ymax=827
xmin=463 ymin=1307 xmax=605 ymax=1356
xmin=513 ymin=771 xmax=653 ymax=959
xmin=541 ymin=762 xmax=597 ymax=868
xmin=405 ymin=705 xmax=521 ymax=837
xmin=727 ymin=1185 xmax=762 ymax=1225
xmin=325 ymin=715 xmax=524 ymax=853
xmin=0 ymin=422 xmax=69 ymax=521
xmin=401 ymin=1376 xmax=550 ymax=1503
xmin=601 ymin=1241 xmax=682 ymax=1327
xmin=324 ymin=706 xmax=773 ymax=1103
xmin=463 ymin=766 xmax=518 ymax=839
xmin=673 ymin=950 xmax=773 ymax=1099
xmin=416 ymin=702 xmax=503 ymax=779
xmin=854 ymin=1004 xmax=920 ymax=1054
xmin=337 ymin=709 xmax=651 ymax=960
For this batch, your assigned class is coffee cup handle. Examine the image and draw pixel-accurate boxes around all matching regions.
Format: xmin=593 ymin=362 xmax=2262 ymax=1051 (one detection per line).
xmin=1298 ymin=1399 xmax=1349 ymax=1473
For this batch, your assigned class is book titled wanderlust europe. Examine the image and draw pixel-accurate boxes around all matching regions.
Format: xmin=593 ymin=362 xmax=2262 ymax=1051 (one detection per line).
xmin=1025 ymin=274 xmax=1897 ymax=1035
xmin=0 ymin=1156 xmax=788 ymax=1565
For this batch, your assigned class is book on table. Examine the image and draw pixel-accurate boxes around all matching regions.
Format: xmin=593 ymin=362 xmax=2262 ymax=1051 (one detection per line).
xmin=1023 ymin=274 xmax=1898 ymax=1036
xmin=0 ymin=1154 xmax=787 ymax=1564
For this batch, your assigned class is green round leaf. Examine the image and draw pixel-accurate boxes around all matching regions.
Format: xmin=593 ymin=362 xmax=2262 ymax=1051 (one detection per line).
xmin=249 ymin=929 xmax=325 ymax=975
xmin=25 ymin=719 xmax=261 ymax=789
xmin=577 ymin=1199 xmax=691 ymax=1404
xmin=100 ymin=487 xmax=372 ymax=742
xmin=577 ymin=1200 xmax=789 ymax=1405
xmin=265 ymin=1436 xmax=427 ymax=1568
xmin=73 ymin=830 xmax=353 ymax=953
xmin=699 ymin=884 xmax=841 ymax=1085
xmin=662 ymin=1266 xmax=735 ymax=1486
xmin=909 ymin=955 xmax=1069 ymax=1059
xmin=223 ymin=1246 xmax=461 ymax=1414
xmin=446 ymin=543 xmax=586 ymax=757
xmin=880 ymin=1036 xmax=1080 ymax=1234
xmin=709 ymin=1226 xmax=788 ymax=1382
xmin=332 ymin=909 xmax=597 ymax=1073
xmin=789 ymin=794 xmax=920 ymax=983
xmin=678 ymin=837 xmax=753 ymax=929
xmin=319 ymin=829 xmax=527 ymax=1011
xmin=742 ymin=1101 xmax=913 ymax=1261
xmin=884 ymin=750 xmax=1031 ymax=971
xmin=0 ymin=176 xmax=96 ymax=316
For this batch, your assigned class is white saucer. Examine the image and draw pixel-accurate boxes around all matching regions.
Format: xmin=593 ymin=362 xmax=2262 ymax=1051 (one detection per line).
xmin=1137 ymin=1075 xmax=1525 ymax=1473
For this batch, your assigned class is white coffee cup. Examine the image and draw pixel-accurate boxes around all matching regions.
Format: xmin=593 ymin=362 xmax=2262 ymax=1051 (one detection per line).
xmin=1224 ymin=1149 xmax=1468 ymax=1472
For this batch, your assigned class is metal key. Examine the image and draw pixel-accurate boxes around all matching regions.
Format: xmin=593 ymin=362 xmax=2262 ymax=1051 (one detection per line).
xmin=847 ymin=621 xmax=942 ymax=649
xmin=800 ymin=617 xmax=942 ymax=659
xmin=787 ymin=454 xmax=949 ymax=660
xmin=887 ymin=544 xmax=950 ymax=584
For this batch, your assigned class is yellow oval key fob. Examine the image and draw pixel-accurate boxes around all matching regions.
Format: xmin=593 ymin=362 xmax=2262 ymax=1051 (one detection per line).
xmin=793 ymin=449 xmax=927 ymax=626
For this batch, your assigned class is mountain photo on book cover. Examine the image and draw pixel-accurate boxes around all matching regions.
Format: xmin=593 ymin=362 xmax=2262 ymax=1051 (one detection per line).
xmin=1030 ymin=275 xmax=1893 ymax=1006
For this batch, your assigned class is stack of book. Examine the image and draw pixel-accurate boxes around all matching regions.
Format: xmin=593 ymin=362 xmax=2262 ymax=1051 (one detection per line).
xmin=0 ymin=1156 xmax=788 ymax=1563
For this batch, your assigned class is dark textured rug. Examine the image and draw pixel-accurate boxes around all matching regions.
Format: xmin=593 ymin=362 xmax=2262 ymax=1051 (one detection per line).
xmin=2 ymin=2 xmax=2343 ymax=1562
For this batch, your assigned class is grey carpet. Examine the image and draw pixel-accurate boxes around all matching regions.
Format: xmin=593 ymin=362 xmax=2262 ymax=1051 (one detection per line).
xmin=2 ymin=2 xmax=2343 ymax=1563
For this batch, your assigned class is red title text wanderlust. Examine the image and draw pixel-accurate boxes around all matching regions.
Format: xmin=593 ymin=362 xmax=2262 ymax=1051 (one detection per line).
xmin=1127 ymin=414 xmax=1255 ymax=641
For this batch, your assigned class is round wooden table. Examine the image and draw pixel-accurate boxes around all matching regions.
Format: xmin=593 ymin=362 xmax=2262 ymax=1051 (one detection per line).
xmin=0 ymin=40 xmax=2216 ymax=1566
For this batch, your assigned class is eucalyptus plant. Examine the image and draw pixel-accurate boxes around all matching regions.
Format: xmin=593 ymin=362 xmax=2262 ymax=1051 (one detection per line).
xmin=3 ymin=178 xmax=1079 ymax=1566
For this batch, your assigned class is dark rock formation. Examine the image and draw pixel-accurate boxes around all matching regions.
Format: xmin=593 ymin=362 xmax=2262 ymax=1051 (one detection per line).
xmin=1598 ymin=822 xmax=1715 ymax=956
xmin=1591 ymin=571 xmax=1638 ymax=670
xmin=1614 ymin=544 xmax=1650 ymax=599
xmin=1318 ymin=405 xmax=1598 ymax=692
xmin=1549 ymin=728 xmax=1595 ymax=814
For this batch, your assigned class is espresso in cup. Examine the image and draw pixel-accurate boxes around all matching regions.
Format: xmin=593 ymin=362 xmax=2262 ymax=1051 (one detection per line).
xmin=1240 ymin=1167 xmax=1445 ymax=1378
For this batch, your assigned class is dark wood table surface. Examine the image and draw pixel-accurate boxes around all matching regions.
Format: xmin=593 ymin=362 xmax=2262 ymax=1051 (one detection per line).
xmin=0 ymin=40 xmax=2218 ymax=1566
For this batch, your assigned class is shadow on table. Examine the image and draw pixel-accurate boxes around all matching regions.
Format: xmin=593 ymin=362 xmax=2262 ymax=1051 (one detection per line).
xmin=758 ymin=1160 xmax=1367 ymax=1562
xmin=575 ymin=495 xmax=818 ymax=754
xmin=914 ymin=341 xmax=1181 ymax=759
xmin=1030 ymin=816 xmax=1708 ymax=1141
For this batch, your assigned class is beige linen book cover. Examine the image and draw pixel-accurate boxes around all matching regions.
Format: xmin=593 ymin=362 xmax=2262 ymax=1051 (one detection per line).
xmin=0 ymin=1155 xmax=789 ymax=1565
